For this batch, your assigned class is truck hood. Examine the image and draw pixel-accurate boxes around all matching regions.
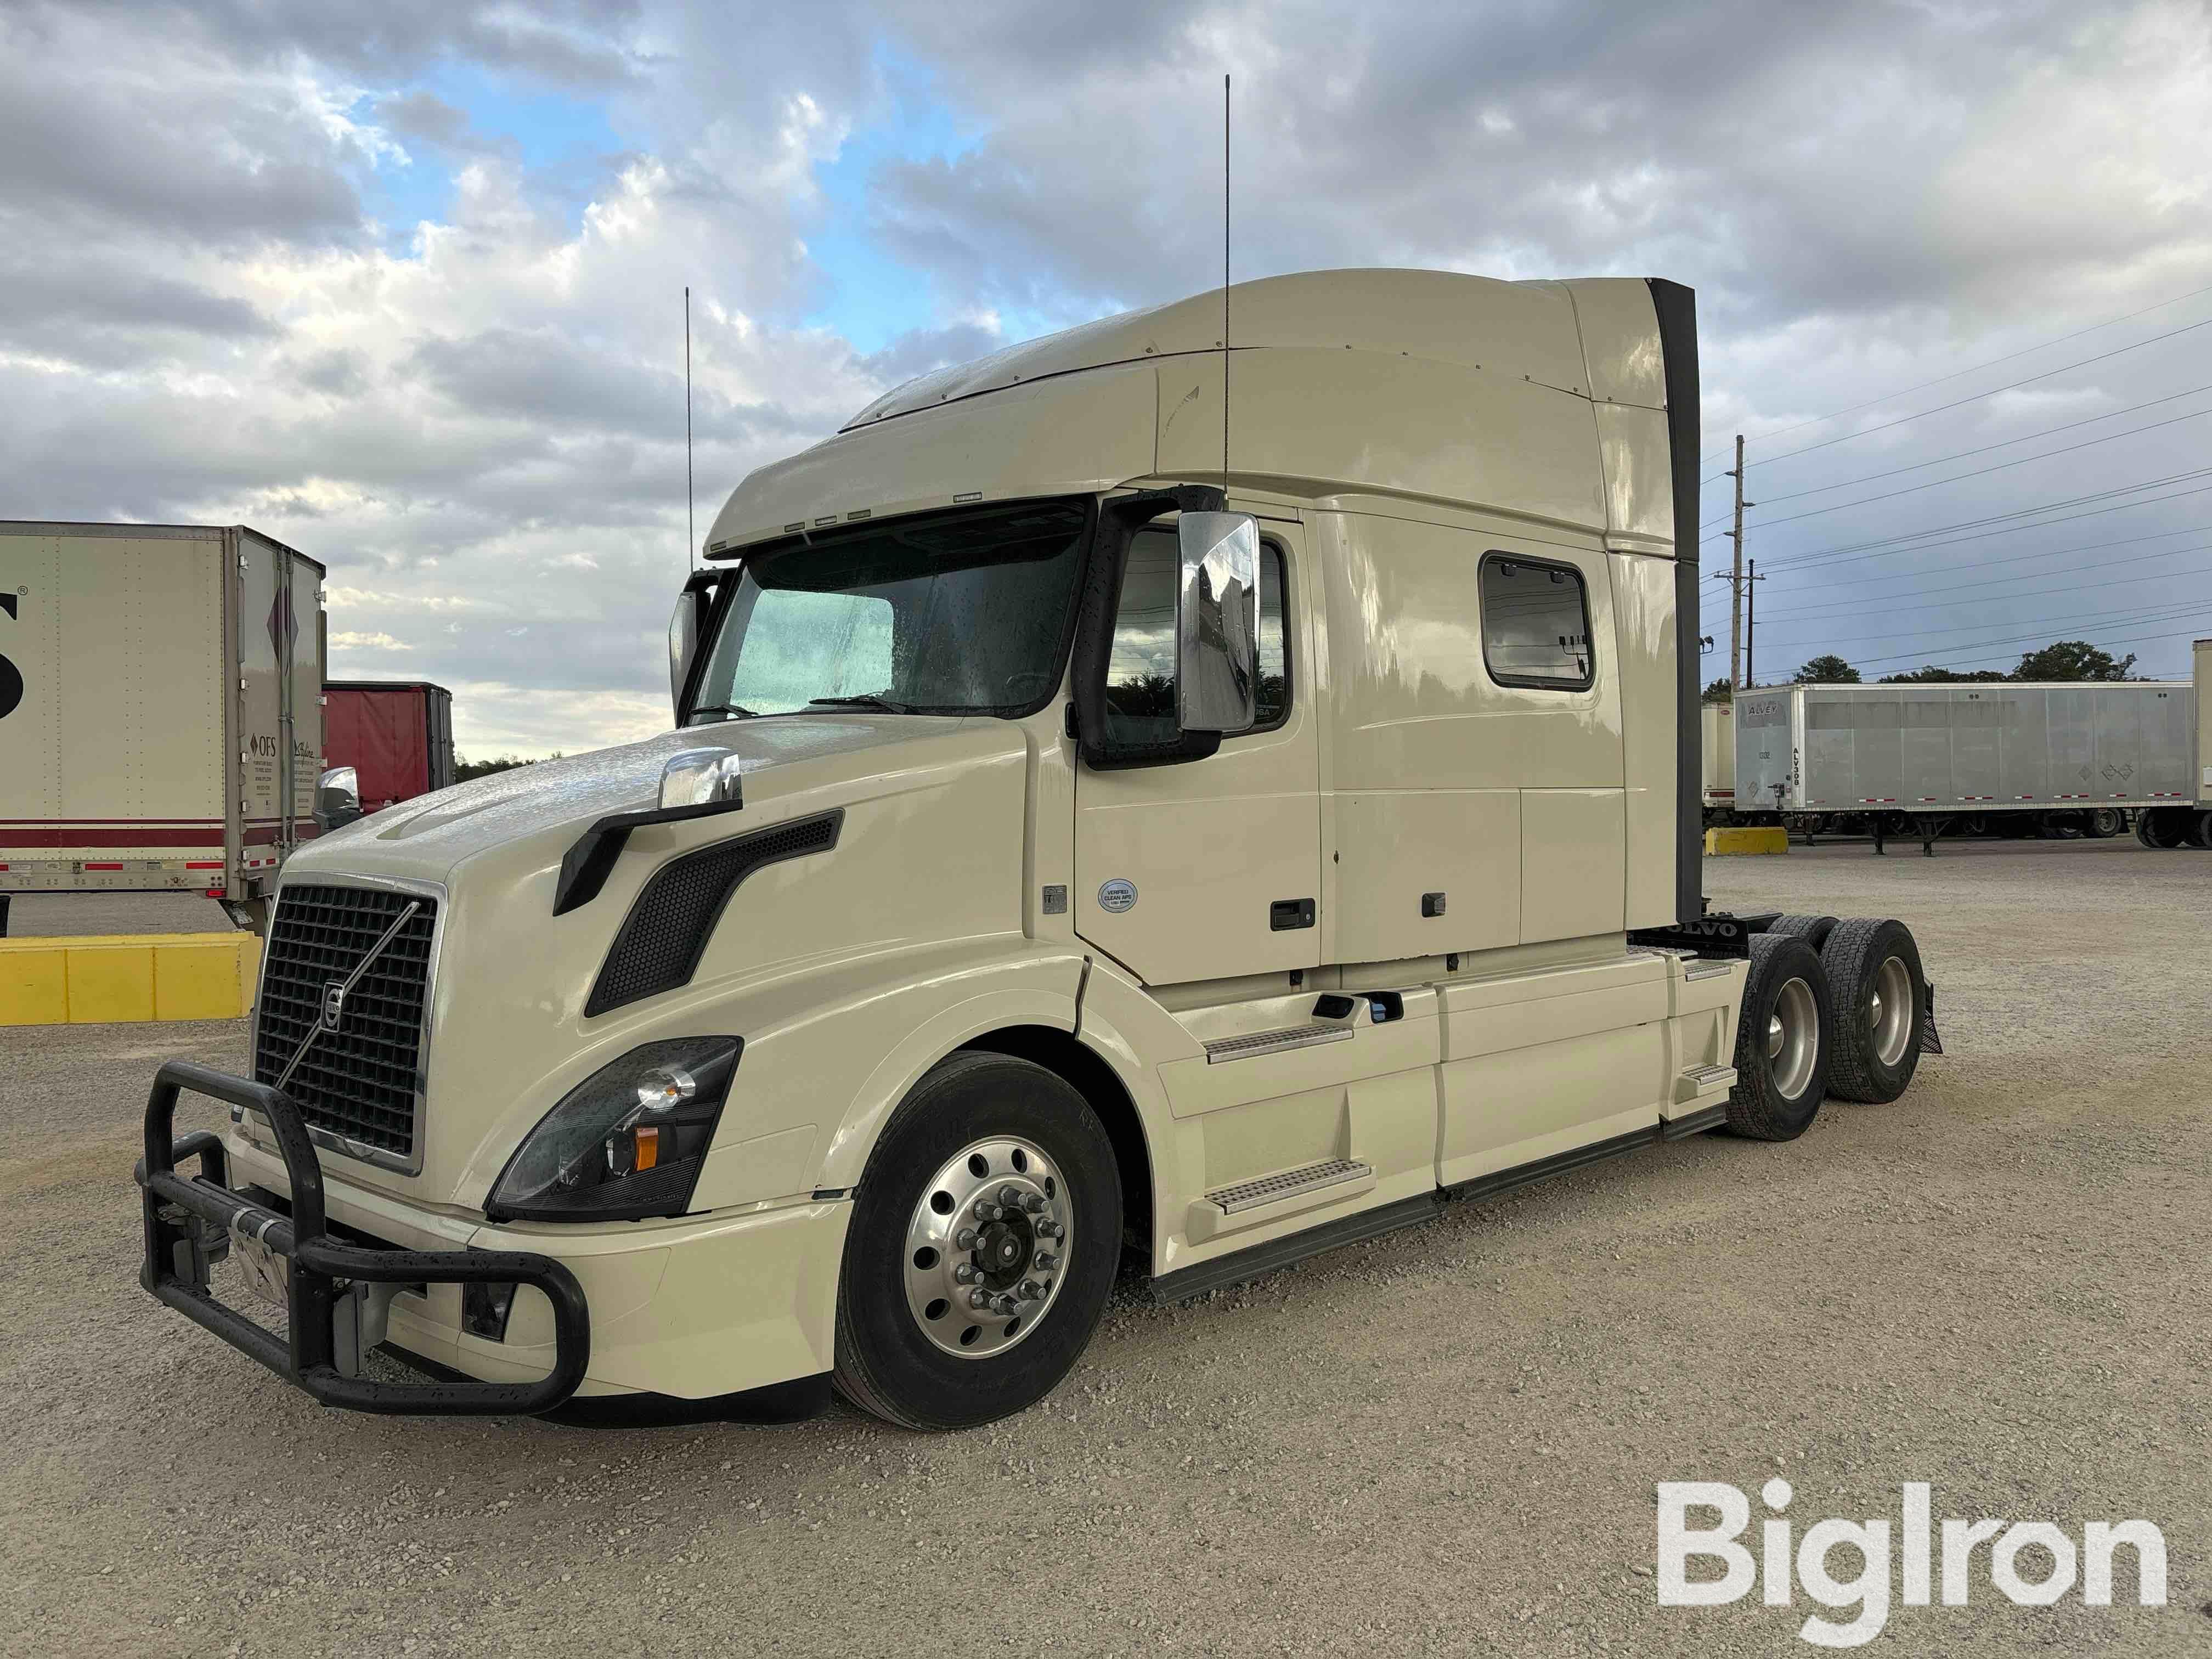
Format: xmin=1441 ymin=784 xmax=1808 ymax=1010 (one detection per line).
xmin=295 ymin=713 xmax=978 ymax=885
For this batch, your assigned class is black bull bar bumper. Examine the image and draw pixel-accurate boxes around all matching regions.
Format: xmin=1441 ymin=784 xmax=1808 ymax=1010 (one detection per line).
xmin=135 ymin=1059 xmax=590 ymax=1415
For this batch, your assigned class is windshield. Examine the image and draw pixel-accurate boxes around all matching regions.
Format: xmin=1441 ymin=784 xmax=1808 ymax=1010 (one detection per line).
xmin=688 ymin=498 xmax=1091 ymax=721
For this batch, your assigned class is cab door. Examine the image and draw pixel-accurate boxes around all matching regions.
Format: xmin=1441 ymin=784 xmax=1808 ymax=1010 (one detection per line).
xmin=1074 ymin=518 xmax=1319 ymax=985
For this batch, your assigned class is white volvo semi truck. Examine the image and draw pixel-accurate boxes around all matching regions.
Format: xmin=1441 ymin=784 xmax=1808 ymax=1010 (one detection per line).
xmin=134 ymin=271 xmax=1941 ymax=1430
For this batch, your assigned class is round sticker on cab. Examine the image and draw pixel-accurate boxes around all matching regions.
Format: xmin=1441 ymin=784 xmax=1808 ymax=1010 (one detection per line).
xmin=1097 ymin=878 xmax=1138 ymax=913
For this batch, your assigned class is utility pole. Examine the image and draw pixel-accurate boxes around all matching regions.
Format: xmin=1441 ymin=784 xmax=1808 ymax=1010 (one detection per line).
xmin=1723 ymin=433 xmax=1755 ymax=688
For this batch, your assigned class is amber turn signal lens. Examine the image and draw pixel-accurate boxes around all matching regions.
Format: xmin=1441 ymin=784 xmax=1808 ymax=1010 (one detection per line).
xmin=635 ymin=1125 xmax=659 ymax=1171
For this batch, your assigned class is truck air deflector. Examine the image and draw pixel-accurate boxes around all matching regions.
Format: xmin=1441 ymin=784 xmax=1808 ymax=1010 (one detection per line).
xmin=583 ymin=810 xmax=844 ymax=1017
xmin=134 ymin=1060 xmax=590 ymax=1417
xmin=1646 ymin=277 xmax=1703 ymax=927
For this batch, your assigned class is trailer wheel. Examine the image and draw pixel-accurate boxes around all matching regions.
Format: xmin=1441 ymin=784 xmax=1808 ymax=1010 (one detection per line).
xmin=832 ymin=1051 xmax=1121 ymax=1431
xmin=1767 ymin=913 xmax=1839 ymax=948
xmin=2187 ymin=810 xmax=2212 ymax=850
xmin=2135 ymin=808 xmax=2187 ymax=849
xmin=2085 ymin=808 xmax=2123 ymax=839
xmin=1820 ymin=917 xmax=1926 ymax=1103
xmin=1724 ymin=934 xmax=1832 ymax=1142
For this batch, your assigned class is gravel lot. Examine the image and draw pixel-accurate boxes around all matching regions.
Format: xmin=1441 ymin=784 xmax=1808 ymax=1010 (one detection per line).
xmin=3 ymin=839 xmax=2207 ymax=1656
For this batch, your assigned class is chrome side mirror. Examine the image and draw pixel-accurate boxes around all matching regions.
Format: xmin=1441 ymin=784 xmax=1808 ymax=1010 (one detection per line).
xmin=1175 ymin=511 xmax=1260 ymax=735
xmin=314 ymin=765 xmax=361 ymax=833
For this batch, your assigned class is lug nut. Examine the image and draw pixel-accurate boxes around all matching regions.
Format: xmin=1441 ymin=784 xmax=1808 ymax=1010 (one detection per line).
xmin=1034 ymin=1251 xmax=1057 ymax=1270
xmin=992 ymin=1293 xmax=1020 ymax=1317
xmin=1017 ymin=1280 xmax=1042 ymax=1302
xmin=955 ymin=1227 xmax=979 ymax=1250
xmin=1036 ymin=1220 xmax=1063 ymax=1240
xmin=974 ymin=1200 xmax=1001 ymax=1222
xmin=953 ymin=1263 xmax=979 ymax=1284
xmin=999 ymin=1186 xmax=1023 ymax=1206
xmin=1021 ymin=1193 xmax=1046 ymax=1214
xmin=968 ymin=1288 xmax=993 ymax=1310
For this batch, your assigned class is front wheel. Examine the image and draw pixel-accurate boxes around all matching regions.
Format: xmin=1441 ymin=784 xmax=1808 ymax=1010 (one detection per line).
xmin=833 ymin=1051 xmax=1122 ymax=1430
xmin=1725 ymin=933 xmax=1832 ymax=1142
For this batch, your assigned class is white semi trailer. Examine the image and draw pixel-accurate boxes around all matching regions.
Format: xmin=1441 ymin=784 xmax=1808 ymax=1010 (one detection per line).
xmin=0 ymin=522 xmax=326 ymax=932
xmin=1735 ymin=679 xmax=2199 ymax=852
xmin=1701 ymin=701 xmax=1735 ymax=818
xmin=131 ymin=270 xmax=1944 ymax=1430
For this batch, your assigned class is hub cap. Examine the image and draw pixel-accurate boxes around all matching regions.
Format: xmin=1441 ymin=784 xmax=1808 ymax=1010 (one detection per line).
xmin=1766 ymin=975 xmax=1819 ymax=1101
xmin=904 ymin=1136 xmax=1070 ymax=1358
xmin=1869 ymin=955 xmax=1913 ymax=1067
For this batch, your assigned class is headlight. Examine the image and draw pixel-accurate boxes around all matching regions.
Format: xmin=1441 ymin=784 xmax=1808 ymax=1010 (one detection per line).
xmin=487 ymin=1037 xmax=742 ymax=1222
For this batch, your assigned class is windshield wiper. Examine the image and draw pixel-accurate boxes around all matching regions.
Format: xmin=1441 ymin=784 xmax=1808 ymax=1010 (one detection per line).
xmin=689 ymin=703 xmax=761 ymax=723
xmin=806 ymin=695 xmax=922 ymax=713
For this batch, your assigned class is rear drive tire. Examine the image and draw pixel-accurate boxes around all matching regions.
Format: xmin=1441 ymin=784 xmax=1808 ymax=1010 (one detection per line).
xmin=2187 ymin=810 xmax=2212 ymax=850
xmin=1724 ymin=933 xmax=1832 ymax=1142
xmin=2086 ymin=808 xmax=2123 ymax=839
xmin=832 ymin=1051 xmax=1121 ymax=1431
xmin=1820 ymin=917 xmax=1926 ymax=1104
xmin=1767 ymin=913 xmax=1839 ymax=948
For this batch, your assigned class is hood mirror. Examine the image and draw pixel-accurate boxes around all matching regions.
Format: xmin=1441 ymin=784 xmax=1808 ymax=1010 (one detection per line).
xmin=1175 ymin=511 xmax=1261 ymax=735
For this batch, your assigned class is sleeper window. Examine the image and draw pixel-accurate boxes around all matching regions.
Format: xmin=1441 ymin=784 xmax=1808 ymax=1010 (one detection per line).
xmin=1480 ymin=556 xmax=1593 ymax=690
xmin=1105 ymin=528 xmax=1288 ymax=744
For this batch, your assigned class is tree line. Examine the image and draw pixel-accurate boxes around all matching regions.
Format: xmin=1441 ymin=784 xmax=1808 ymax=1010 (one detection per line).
xmin=1703 ymin=639 xmax=2138 ymax=703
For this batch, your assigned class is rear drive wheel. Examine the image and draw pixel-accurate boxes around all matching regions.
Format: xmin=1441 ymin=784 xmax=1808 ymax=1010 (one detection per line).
xmin=1767 ymin=913 xmax=1839 ymax=948
xmin=1820 ymin=917 xmax=1926 ymax=1104
xmin=833 ymin=1051 xmax=1121 ymax=1430
xmin=1724 ymin=933 xmax=1832 ymax=1142
xmin=2085 ymin=808 xmax=2123 ymax=839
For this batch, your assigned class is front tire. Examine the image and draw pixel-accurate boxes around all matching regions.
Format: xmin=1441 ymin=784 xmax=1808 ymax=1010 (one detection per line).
xmin=1820 ymin=917 xmax=1926 ymax=1103
xmin=833 ymin=1051 xmax=1121 ymax=1430
xmin=1725 ymin=933 xmax=1832 ymax=1142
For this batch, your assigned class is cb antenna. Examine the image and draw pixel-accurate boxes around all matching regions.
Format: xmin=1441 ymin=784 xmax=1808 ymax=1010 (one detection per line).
xmin=684 ymin=285 xmax=696 ymax=573
xmin=1222 ymin=72 xmax=1231 ymax=499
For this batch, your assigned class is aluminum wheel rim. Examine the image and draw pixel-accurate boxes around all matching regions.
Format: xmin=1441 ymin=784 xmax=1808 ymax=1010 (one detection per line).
xmin=1765 ymin=976 xmax=1819 ymax=1101
xmin=903 ymin=1136 xmax=1071 ymax=1359
xmin=1868 ymin=955 xmax=1913 ymax=1068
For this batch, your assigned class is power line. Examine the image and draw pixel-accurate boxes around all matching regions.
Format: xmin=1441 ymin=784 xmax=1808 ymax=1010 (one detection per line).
xmin=1753 ymin=545 xmax=2211 ymax=626
xmin=1700 ymin=381 xmax=2212 ymax=524
xmin=1762 ymin=524 xmax=2212 ymax=603
xmin=1698 ymin=276 xmax=2212 ymax=463
xmin=1748 ymin=316 xmax=2212 ymax=470
xmin=1735 ymin=403 xmax=2212 ymax=532
xmin=1754 ymin=594 xmax=2209 ymax=652
xmin=1766 ymin=467 xmax=2212 ymax=572
xmin=1847 ymin=614 xmax=2212 ymax=673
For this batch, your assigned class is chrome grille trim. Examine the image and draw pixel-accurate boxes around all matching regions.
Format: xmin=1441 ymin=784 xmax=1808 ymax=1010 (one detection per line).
xmin=249 ymin=873 xmax=444 ymax=1176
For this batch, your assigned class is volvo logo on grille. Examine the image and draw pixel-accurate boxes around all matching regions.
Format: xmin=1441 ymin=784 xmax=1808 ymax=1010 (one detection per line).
xmin=319 ymin=980 xmax=348 ymax=1031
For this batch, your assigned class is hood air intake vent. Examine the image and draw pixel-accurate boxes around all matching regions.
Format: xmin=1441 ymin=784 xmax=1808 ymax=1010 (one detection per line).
xmin=584 ymin=811 xmax=843 ymax=1017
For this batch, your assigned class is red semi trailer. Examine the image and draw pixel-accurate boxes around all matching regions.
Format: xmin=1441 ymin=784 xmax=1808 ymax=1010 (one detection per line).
xmin=322 ymin=681 xmax=455 ymax=812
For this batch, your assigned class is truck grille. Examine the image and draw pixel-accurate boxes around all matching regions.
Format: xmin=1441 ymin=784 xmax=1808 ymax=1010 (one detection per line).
xmin=253 ymin=884 xmax=437 ymax=1163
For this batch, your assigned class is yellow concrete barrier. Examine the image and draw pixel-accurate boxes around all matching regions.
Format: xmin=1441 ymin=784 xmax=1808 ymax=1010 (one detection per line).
xmin=1705 ymin=826 xmax=1790 ymax=856
xmin=0 ymin=932 xmax=261 ymax=1026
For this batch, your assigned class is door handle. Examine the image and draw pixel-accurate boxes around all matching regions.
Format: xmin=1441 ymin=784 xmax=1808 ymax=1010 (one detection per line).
xmin=1269 ymin=898 xmax=1316 ymax=931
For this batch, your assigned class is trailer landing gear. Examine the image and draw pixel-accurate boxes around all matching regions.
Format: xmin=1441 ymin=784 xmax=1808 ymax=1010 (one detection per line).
xmin=1872 ymin=814 xmax=1950 ymax=857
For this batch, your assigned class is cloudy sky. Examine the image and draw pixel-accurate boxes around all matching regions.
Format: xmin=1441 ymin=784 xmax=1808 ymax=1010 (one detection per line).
xmin=3 ymin=0 xmax=2208 ymax=755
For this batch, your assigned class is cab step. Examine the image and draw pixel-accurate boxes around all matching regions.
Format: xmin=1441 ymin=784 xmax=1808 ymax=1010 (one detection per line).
xmin=1204 ymin=1022 xmax=1352 ymax=1064
xmin=1206 ymin=1158 xmax=1372 ymax=1215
